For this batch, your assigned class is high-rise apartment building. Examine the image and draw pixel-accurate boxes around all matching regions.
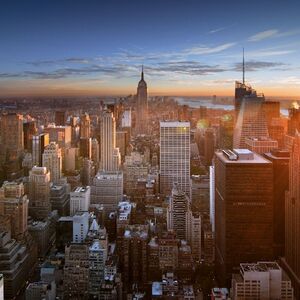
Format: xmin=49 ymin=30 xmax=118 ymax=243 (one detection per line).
xmin=160 ymin=121 xmax=190 ymax=197
xmin=214 ymin=149 xmax=274 ymax=283
xmin=42 ymin=142 xmax=62 ymax=183
xmin=135 ymin=68 xmax=148 ymax=135
xmin=29 ymin=166 xmax=51 ymax=220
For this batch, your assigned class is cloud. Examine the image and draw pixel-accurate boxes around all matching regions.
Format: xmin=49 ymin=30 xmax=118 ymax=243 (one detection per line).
xmin=148 ymin=61 xmax=226 ymax=75
xmin=248 ymin=29 xmax=279 ymax=42
xmin=233 ymin=60 xmax=286 ymax=72
xmin=27 ymin=57 xmax=91 ymax=66
xmin=183 ymin=43 xmax=236 ymax=55
xmin=209 ymin=23 xmax=236 ymax=34
xmin=248 ymin=29 xmax=300 ymax=42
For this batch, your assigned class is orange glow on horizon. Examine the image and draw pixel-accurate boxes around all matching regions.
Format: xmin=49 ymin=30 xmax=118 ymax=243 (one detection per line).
xmin=0 ymin=81 xmax=299 ymax=98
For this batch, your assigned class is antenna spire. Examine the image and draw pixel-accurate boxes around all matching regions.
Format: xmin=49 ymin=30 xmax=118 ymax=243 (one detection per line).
xmin=242 ymin=48 xmax=245 ymax=85
xmin=141 ymin=65 xmax=144 ymax=80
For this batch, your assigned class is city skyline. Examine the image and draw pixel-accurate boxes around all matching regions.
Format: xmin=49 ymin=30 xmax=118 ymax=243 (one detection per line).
xmin=1 ymin=0 xmax=300 ymax=97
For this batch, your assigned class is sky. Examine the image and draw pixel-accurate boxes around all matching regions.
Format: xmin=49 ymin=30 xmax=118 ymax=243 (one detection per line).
xmin=1 ymin=0 xmax=300 ymax=97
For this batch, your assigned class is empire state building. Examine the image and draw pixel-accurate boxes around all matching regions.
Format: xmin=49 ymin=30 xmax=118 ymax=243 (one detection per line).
xmin=136 ymin=67 xmax=148 ymax=135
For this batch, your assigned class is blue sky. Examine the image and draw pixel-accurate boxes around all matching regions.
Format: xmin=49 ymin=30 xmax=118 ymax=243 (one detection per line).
xmin=1 ymin=0 xmax=300 ymax=96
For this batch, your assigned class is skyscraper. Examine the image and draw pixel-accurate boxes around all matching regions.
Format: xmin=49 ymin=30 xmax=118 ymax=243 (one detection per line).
xmin=55 ymin=110 xmax=66 ymax=126
xmin=214 ymin=149 xmax=274 ymax=283
xmin=42 ymin=142 xmax=62 ymax=183
xmin=0 ymin=181 xmax=28 ymax=240
xmin=32 ymin=133 xmax=50 ymax=167
xmin=135 ymin=67 xmax=148 ymax=135
xmin=100 ymin=110 xmax=120 ymax=172
xmin=80 ymin=113 xmax=91 ymax=139
xmin=167 ymin=183 xmax=188 ymax=240
xmin=0 ymin=113 xmax=24 ymax=180
xmin=160 ymin=121 xmax=190 ymax=197
xmin=0 ymin=113 xmax=23 ymax=155
xmin=28 ymin=166 xmax=51 ymax=220
xmin=233 ymin=92 xmax=269 ymax=149
xmin=263 ymin=149 xmax=290 ymax=257
xmin=283 ymin=134 xmax=300 ymax=296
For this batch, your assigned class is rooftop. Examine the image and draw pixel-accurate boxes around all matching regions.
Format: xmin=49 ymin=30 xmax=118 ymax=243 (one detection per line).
xmin=160 ymin=121 xmax=190 ymax=127
xmin=217 ymin=149 xmax=271 ymax=164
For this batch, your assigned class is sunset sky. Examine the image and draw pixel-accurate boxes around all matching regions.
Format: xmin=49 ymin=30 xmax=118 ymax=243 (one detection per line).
xmin=1 ymin=0 xmax=300 ymax=97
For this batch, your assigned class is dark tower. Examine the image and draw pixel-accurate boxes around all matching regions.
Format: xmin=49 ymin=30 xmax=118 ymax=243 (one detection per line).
xmin=136 ymin=66 xmax=148 ymax=135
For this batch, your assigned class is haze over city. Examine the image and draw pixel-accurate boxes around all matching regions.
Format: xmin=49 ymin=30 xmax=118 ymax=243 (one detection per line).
xmin=1 ymin=1 xmax=300 ymax=300
xmin=1 ymin=0 xmax=300 ymax=97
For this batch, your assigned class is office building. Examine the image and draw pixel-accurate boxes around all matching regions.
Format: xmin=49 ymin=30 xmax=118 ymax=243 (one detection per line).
xmin=79 ymin=137 xmax=92 ymax=158
xmin=50 ymin=183 xmax=70 ymax=216
xmin=287 ymin=107 xmax=300 ymax=136
xmin=91 ymin=171 xmax=123 ymax=213
xmin=29 ymin=166 xmax=51 ymax=220
xmin=245 ymin=136 xmax=278 ymax=154
xmin=80 ymin=113 xmax=91 ymax=139
xmin=186 ymin=209 xmax=201 ymax=261
xmin=25 ymin=281 xmax=56 ymax=300
xmin=231 ymin=262 xmax=294 ymax=299
xmin=233 ymin=92 xmax=269 ymax=149
xmin=160 ymin=121 xmax=191 ymax=197
xmin=73 ymin=211 xmax=89 ymax=243
xmin=44 ymin=125 xmax=71 ymax=148
xmin=121 ymin=225 xmax=148 ymax=291
xmin=42 ymin=142 xmax=62 ymax=183
xmin=158 ymin=231 xmax=179 ymax=271
xmin=89 ymin=238 xmax=108 ymax=296
xmin=91 ymin=138 xmax=100 ymax=165
xmin=0 ymin=181 xmax=28 ymax=240
xmin=214 ymin=149 xmax=274 ymax=283
xmin=28 ymin=219 xmax=54 ymax=257
xmin=32 ymin=133 xmax=50 ymax=167
xmin=204 ymin=128 xmax=215 ymax=166
xmin=0 ymin=274 xmax=3 ymax=300
xmin=263 ymin=149 xmax=290 ymax=257
xmin=0 ymin=113 xmax=23 ymax=156
xmin=70 ymin=186 xmax=90 ymax=216
xmin=64 ymin=243 xmax=89 ymax=299
xmin=283 ymin=135 xmax=300 ymax=296
xmin=55 ymin=110 xmax=66 ymax=126
xmin=123 ymin=151 xmax=148 ymax=198
xmin=23 ymin=120 xmax=37 ymax=152
xmin=167 ymin=183 xmax=188 ymax=240
xmin=0 ymin=231 xmax=36 ymax=299
xmin=100 ymin=110 xmax=119 ymax=172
